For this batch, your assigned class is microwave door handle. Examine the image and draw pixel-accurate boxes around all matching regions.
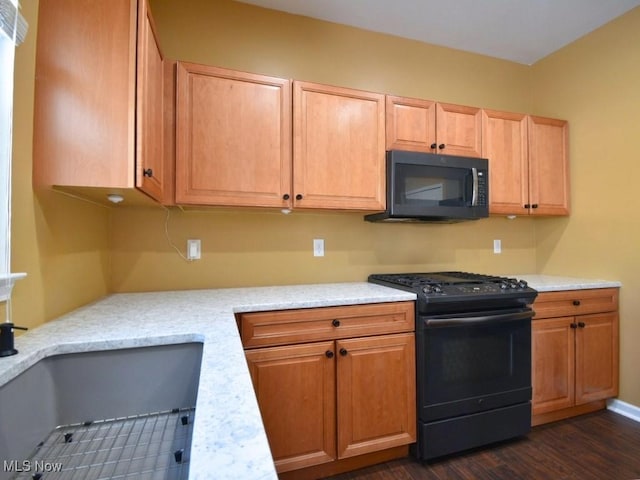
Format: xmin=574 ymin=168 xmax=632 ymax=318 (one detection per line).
xmin=471 ymin=167 xmax=478 ymax=206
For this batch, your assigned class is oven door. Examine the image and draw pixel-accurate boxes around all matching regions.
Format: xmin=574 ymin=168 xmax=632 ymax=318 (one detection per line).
xmin=417 ymin=308 xmax=533 ymax=422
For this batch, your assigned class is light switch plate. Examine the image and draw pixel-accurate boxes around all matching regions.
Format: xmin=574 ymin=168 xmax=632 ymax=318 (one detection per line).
xmin=313 ymin=239 xmax=324 ymax=257
xmin=187 ymin=239 xmax=201 ymax=260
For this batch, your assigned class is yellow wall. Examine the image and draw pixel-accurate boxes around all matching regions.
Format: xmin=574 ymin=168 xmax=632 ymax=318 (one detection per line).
xmin=110 ymin=0 xmax=538 ymax=293
xmin=110 ymin=209 xmax=537 ymax=291
xmin=531 ymin=8 xmax=640 ymax=405
xmin=11 ymin=0 xmax=110 ymax=329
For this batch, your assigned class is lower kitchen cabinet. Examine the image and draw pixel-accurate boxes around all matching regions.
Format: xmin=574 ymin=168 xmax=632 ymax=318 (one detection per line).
xmin=531 ymin=288 xmax=619 ymax=425
xmin=336 ymin=334 xmax=416 ymax=459
xmin=245 ymin=341 xmax=336 ymax=472
xmin=239 ymin=302 xmax=416 ymax=475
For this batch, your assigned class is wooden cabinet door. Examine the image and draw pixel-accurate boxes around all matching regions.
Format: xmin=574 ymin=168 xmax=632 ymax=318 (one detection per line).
xmin=176 ymin=63 xmax=292 ymax=207
xmin=482 ymin=110 xmax=528 ymax=215
xmin=336 ymin=333 xmax=416 ymax=459
xmin=528 ymin=116 xmax=570 ymax=215
xmin=435 ymin=103 xmax=482 ymax=157
xmin=532 ymin=317 xmax=575 ymax=415
xmin=386 ymin=96 xmax=482 ymax=159
xmin=245 ymin=342 xmax=336 ymax=473
xmin=136 ymin=0 xmax=165 ymax=202
xmin=575 ymin=312 xmax=619 ymax=405
xmin=33 ymin=0 xmax=137 ymax=189
xmin=386 ymin=95 xmax=436 ymax=152
xmin=293 ymin=81 xmax=385 ymax=210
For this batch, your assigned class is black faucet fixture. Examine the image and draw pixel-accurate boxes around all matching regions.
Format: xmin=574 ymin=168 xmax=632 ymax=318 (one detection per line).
xmin=0 ymin=322 xmax=28 ymax=357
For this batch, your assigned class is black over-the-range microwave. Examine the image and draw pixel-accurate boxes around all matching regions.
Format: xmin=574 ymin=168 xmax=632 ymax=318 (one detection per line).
xmin=365 ymin=150 xmax=489 ymax=223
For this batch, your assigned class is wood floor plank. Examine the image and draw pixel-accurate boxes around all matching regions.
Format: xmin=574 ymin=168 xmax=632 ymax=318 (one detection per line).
xmin=323 ymin=411 xmax=640 ymax=480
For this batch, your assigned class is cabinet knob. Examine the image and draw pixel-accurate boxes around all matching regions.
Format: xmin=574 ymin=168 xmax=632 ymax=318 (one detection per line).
xmin=438 ymin=143 xmax=445 ymax=150
xmin=570 ymin=323 xmax=578 ymax=329
xmin=143 ymin=168 xmax=153 ymax=177
xmin=295 ymin=194 xmax=303 ymax=200
xmin=332 ymin=319 xmax=340 ymax=327
xmin=282 ymin=194 xmax=290 ymax=200
xmin=325 ymin=350 xmax=334 ymax=359
xmin=578 ymin=321 xmax=586 ymax=328
xmin=531 ymin=204 xmax=539 ymax=209
xmin=339 ymin=348 xmax=348 ymax=356
xmin=573 ymin=300 xmax=581 ymax=306
xmin=524 ymin=204 xmax=531 ymax=209
xmin=430 ymin=143 xmax=437 ymax=149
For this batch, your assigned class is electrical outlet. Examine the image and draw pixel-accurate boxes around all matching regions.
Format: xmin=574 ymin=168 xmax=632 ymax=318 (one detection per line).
xmin=187 ymin=239 xmax=201 ymax=260
xmin=313 ymin=239 xmax=324 ymax=257
xmin=493 ymin=239 xmax=502 ymax=254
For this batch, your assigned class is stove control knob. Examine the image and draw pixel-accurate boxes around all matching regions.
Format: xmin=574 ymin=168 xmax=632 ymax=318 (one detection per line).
xmin=510 ymin=281 xmax=519 ymax=289
xmin=500 ymin=281 xmax=509 ymax=290
xmin=422 ymin=285 xmax=433 ymax=294
xmin=517 ymin=279 xmax=528 ymax=289
xmin=433 ymin=285 xmax=443 ymax=293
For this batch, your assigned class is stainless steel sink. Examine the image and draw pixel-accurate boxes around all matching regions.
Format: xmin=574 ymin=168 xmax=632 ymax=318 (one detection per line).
xmin=0 ymin=343 xmax=203 ymax=480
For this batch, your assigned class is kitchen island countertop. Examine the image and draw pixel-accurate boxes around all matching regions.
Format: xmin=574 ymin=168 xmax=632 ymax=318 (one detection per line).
xmin=0 ymin=283 xmax=416 ymax=480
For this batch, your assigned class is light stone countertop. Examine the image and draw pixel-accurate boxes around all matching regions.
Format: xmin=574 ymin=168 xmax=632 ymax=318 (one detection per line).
xmin=0 ymin=275 xmax=621 ymax=478
xmin=0 ymin=283 xmax=416 ymax=480
xmin=516 ymin=274 xmax=622 ymax=292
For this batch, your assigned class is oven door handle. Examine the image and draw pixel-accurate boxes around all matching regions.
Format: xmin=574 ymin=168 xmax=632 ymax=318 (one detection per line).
xmin=424 ymin=309 xmax=534 ymax=327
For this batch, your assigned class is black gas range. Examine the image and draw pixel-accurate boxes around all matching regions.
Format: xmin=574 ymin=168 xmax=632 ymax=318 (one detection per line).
xmin=368 ymin=271 xmax=538 ymax=460
xmin=368 ymin=271 xmax=537 ymax=314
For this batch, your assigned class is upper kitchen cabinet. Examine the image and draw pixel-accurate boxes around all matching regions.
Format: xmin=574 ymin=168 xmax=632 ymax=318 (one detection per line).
xmin=136 ymin=0 xmax=166 ymax=201
xmin=481 ymin=110 xmax=529 ymax=215
xmin=528 ymin=116 xmax=570 ymax=215
xmin=33 ymin=0 xmax=170 ymax=205
xmin=175 ymin=62 xmax=292 ymax=207
xmin=386 ymin=95 xmax=482 ymax=157
xmin=482 ymin=111 xmax=570 ymax=216
xmin=293 ymin=81 xmax=386 ymax=210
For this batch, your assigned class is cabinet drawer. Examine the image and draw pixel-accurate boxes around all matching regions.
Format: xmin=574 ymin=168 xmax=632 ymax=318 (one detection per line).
xmin=533 ymin=288 xmax=618 ymax=319
xmin=239 ymin=301 xmax=415 ymax=348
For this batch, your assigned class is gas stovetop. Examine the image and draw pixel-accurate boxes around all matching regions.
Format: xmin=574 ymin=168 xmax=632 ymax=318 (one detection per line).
xmin=368 ymin=271 xmax=538 ymax=313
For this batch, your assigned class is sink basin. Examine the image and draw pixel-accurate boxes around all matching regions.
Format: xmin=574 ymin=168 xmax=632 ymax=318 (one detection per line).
xmin=0 ymin=342 xmax=203 ymax=480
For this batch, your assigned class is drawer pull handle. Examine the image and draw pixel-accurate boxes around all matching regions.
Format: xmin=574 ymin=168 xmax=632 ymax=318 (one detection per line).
xmin=573 ymin=300 xmax=581 ymax=306
xmin=325 ymin=350 xmax=334 ymax=358
xmin=339 ymin=348 xmax=348 ymax=356
xmin=332 ymin=319 xmax=340 ymax=327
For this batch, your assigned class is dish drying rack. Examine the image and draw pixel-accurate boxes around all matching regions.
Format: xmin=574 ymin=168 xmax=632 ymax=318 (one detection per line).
xmin=10 ymin=407 xmax=195 ymax=480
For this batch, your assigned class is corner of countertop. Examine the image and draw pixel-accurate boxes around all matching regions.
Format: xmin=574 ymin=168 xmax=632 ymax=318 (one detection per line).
xmin=515 ymin=274 xmax=622 ymax=292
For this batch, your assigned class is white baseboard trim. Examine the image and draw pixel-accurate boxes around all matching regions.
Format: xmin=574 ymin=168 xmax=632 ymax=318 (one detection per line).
xmin=607 ymin=399 xmax=640 ymax=423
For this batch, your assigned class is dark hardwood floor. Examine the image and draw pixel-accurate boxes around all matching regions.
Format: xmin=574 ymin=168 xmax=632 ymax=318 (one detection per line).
xmin=324 ymin=411 xmax=640 ymax=480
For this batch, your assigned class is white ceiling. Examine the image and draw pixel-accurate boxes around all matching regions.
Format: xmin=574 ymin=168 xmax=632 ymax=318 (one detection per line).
xmin=235 ymin=0 xmax=640 ymax=65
